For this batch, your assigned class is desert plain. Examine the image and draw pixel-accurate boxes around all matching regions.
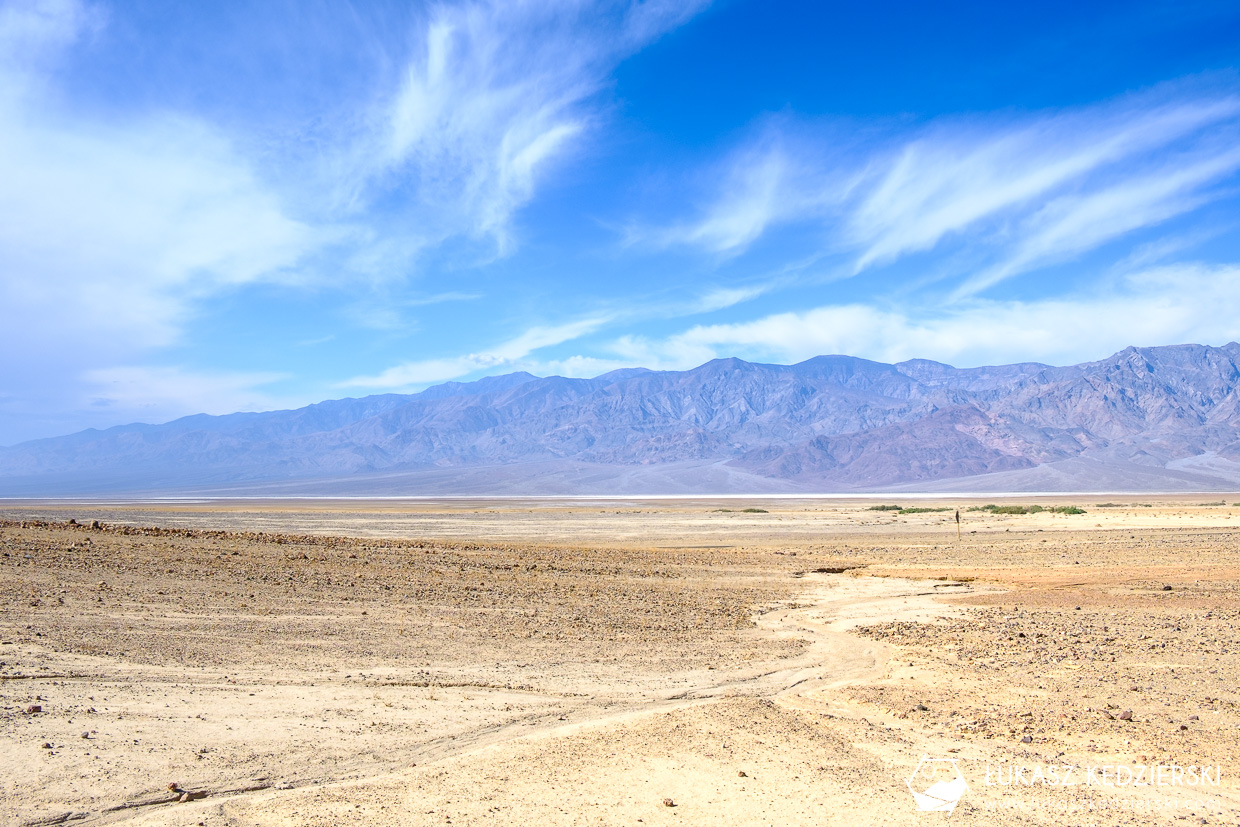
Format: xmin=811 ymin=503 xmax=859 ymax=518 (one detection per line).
xmin=2 ymin=496 xmax=1240 ymax=826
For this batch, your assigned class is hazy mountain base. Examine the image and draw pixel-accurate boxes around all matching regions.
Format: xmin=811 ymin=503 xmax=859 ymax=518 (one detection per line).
xmin=6 ymin=454 xmax=1239 ymax=498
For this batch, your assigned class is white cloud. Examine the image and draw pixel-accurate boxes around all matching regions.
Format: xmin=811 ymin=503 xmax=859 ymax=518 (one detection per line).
xmin=604 ymin=263 xmax=1240 ymax=370
xmin=952 ymin=144 xmax=1240 ymax=297
xmin=363 ymin=0 xmax=709 ymax=255
xmin=693 ymin=283 xmax=773 ymax=313
xmin=848 ymin=94 xmax=1240 ymax=272
xmin=648 ymin=82 xmax=1240 ymax=295
xmin=0 ymin=0 xmax=334 ymax=370
xmin=341 ymin=315 xmax=610 ymax=389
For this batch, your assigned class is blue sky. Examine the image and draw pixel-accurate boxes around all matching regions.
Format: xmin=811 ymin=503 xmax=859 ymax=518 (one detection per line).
xmin=3 ymin=0 xmax=1240 ymax=443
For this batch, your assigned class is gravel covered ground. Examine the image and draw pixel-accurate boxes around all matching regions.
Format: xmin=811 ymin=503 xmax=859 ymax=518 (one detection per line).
xmin=3 ymin=499 xmax=1240 ymax=826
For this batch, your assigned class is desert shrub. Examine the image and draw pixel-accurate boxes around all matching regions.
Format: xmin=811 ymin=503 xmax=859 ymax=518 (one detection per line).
xmin=969 ymin=503 xmax=1084 ymax=515
xmin=897 ymin=507 xmax=952 ymax=514
xmin=867 ymin=504 xmax=901 ymax=511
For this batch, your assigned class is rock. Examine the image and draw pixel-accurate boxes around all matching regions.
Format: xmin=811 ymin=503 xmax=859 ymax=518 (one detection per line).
xmin=1162 ymin=585 xmax=1172 ymax=591
xmin=41 ymin=742 xmax=52 ymax=749
xmin=26 ymin=705 xmax=42 ymax=714
xmin=915 ymin=704 xmax=929 ymax=711
xmin=1180 ymin=725 xmax=1188 ymax=731
xmin=737 ymin=771 xmax=747 ymax=777
xmin=1189 ymin=715 xmax=1199 ymax=721
xmin=168 ymin=782 xmax=181 ymax=791
xmin=1119 ymin=710 xmax=1133 ymax=721
xmin=80 ymin=732 xmax=89 ymax=739
xmin=663 ymin=798 xmax=675 ymax=807
xmin=179 ymin=793 xmax=190 ymax=803
xmin=1020 ymin=735 xmax=1032 ymax=743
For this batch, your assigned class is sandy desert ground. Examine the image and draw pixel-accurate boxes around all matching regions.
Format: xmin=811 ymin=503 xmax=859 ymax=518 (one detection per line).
xmin=3 ymin=496 xmax=1240 ymax=826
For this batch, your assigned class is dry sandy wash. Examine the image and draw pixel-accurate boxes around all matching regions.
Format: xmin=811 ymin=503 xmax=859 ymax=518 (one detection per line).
xmin=3 ymin=496 xmax=1240 ymax=826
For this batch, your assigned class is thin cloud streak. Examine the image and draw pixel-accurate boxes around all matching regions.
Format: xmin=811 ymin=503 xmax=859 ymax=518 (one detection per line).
xmin=647 ymin=81 xmax=1240 ymax=297
xmin=340 ymin=315 xmax=611 ymax=389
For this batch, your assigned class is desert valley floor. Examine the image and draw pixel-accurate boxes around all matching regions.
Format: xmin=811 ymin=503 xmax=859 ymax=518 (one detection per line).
xmin=3 ymin=497 xmax=1240 ymax=826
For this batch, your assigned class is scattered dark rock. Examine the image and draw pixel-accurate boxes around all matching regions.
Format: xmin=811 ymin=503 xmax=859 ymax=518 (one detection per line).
xmin=1020 ymin=735 xmax=1032 ymax=743
xmin=663 ymin=798 xmax=675 ymax=807
xmin=26 ymin=704 xmax=42 ymax=714
xmin=41 ymin=742 xmax=52 ymax=749
xmin=1119 ymin=710 xmax=1133 ymax=721
xmin=1161 ymin=585 xmax=1173 ymax=591
xmin=737 ymin=771 xmax=747 ymax=777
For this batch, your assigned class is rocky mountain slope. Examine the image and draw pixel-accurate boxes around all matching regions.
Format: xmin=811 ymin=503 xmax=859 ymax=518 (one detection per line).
xmin=4 ymin=343 xmax=1240 ymax=494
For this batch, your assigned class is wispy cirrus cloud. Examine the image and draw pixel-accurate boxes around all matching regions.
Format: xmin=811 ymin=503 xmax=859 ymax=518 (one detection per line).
xmin=358 ymin=0 xmax=710 ymax=256
xmin=647 ymin=80 xmax=1240 ymax=296
xmin=340 ymin=315 xmax=610 ymax=389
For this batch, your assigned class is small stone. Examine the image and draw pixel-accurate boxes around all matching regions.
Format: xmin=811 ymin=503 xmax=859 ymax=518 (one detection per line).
xmin=1119 ymin=710 xmax=1133 ymax=721
xmin=1179 ymin=725 xmax=1188 ymax=731
xmin=1161 ymin=585 xmax=1172 ymax=591
xmin=80 ymin=732 xmax=89 ymax=739
xmin=41 ymin=742 xmax=52 ymax=749
xmin=26 ymin=704 xmax=42 ymax=714
xmin=179 ymin=792 xmax=190 ymax=803
xmin=1189 ymin=715 xmax=1199 ymax=721
xmin=915 ymin=704 xmax=929 ymax=711
xmin=663 ymin=798 xmax=675 ymax=807
xmin=1020 ymin=735 xmax=1032 ymax=744
xmin=737 ymin=770 xmax=747 ymax=777
xmin=90 ymin=520 xmax=101 ymax=529
xmin=168 ymin=782 xmax=180 ymax=791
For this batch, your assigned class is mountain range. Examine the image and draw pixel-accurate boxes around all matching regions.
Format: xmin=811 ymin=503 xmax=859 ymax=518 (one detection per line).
xmin=5 ymin=343 xmax=1240 ymax=495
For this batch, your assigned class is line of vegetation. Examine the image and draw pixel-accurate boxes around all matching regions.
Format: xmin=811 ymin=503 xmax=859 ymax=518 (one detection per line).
xmin=1197 ymin=501 xmax=1227 ymax=507
xmin=867 ymin=504 xmax=902 ymax=511
xmin=712 ymin=508 xmax=769 ymax=513
xmin=896 ymin=506 xmax=953 ymax=514
xmin=967 ymin=504 xmax=1087 ymax=515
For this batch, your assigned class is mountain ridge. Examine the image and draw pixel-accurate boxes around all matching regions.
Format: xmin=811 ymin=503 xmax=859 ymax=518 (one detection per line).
xmin=5 ymin=343 xmax=1240 ymax=495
